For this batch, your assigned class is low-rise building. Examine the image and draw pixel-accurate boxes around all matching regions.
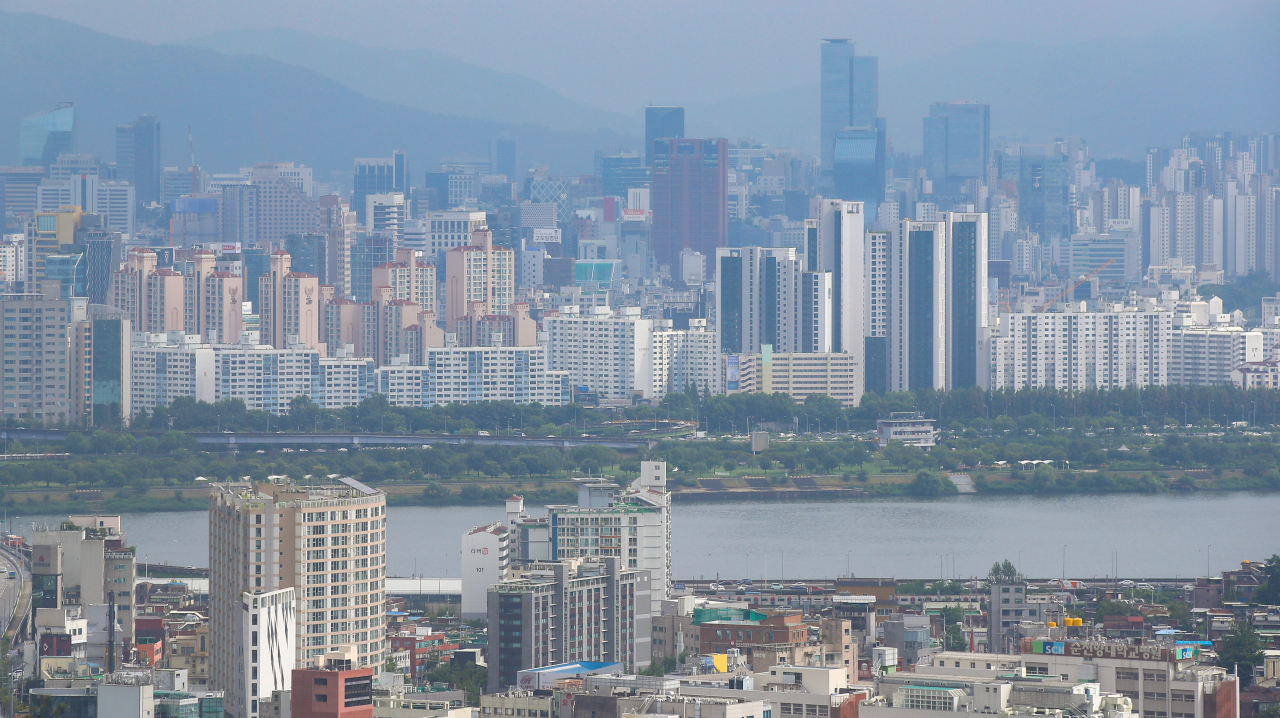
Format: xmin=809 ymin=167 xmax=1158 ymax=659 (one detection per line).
xmin=724 ymin=350 xmax=864 ymax=406
xmin=875 ymin=413 xmax=936 ymax=449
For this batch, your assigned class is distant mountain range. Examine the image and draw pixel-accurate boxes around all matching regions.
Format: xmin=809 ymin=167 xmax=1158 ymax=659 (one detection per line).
xmin=2 ymin=10 xmax=1275 ymax=182
xmin=692 ymin=14 xmax=1280 ymax=158
xmin=0 ymin=12 xmax=637 ymax=177
xmin=184 ymin=29 xmax=640 ymax=136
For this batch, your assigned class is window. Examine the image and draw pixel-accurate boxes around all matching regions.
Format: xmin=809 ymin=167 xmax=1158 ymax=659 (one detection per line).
xmin=315 ymin=695 xmax=328 ymax=702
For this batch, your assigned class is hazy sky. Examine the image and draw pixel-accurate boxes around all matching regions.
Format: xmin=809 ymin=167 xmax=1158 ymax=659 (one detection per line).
xmin=2 ymin=0 xmax=1261 ymax=114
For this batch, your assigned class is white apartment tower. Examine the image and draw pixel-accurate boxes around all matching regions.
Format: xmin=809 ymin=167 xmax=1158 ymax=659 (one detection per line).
xmin=888 ymin=220 xmax=948 ymax=392
xmin=545 ymin=305 xmax=655 ymax=400
xmin=209 ymin=479 xmax=388 ymax=718
xmin=545 ymin=461 xmax=672 ymax=601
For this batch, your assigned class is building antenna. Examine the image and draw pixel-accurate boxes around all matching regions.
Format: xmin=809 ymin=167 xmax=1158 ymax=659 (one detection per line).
xmin=187 ymin=124 xmax=198 ymax=194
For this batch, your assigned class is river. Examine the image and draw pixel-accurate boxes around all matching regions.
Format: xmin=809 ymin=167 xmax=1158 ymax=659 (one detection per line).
xmin=9 ymin=492 xmax=1278 ymax=580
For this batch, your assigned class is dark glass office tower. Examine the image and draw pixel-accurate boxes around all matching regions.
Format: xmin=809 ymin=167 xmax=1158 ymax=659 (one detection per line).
xmin=115 ymin=114 xmax=162 ymax=206
xmin=949 ymin=221 xmax=979 ymax=388
xmin=907 ymin=229 xmax=936 ymax=391
xmin=923 ymin=102 xmax=990 ymax=184
xmin=353 ymin=151 xmax=406 ymax=224
xmin=19 ymin=103 xmax=75 ymax=168
xmin=644 ymin=106 xmax=685 ymax=167
xmin=600 ymin=154 xmax=650 ymax=198
xmin=832 ymin=122 xmax=886 ymax=223
xmin=492 ymin=138 xmax=517 ymax=179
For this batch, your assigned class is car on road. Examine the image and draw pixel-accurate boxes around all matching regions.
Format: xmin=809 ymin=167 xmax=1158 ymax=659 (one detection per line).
xmin=709 ymin=583 xmax=724 ymax=591
xmin=738 ymin=578 xmax=753 ymax=586
xmin=790 ymin=582 xmax=806 ymax=590
xmin=1119 ymin=580 xmax=1135 ymax=587
xmin=5 ymin=571 xmax=13 ymax=579
xmin=770 ymin=583 xmax=784 ymax=590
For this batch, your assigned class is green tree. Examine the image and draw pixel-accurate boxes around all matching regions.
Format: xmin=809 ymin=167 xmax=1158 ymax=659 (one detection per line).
xmin=1255 ymin=554 xmax=1280 ymax=605
xmin=907 ymin=470 xmax=950 ymax=497
xmin=945 ymin=622 xmax=968 ymax=651
xmin=988 ymin=559 xmax=1021 ymax=583
xmin=1216 ymin=623 xmax=1264 ymax=686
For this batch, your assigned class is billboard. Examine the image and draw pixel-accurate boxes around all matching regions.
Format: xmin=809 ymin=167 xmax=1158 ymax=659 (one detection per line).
xmin=621 ymin=209 xmax=648 ymax=222
xmin=726 ymin=355 xmax=740 ymax=391
xmin=532 ymin=228 xmax=562 ymax=244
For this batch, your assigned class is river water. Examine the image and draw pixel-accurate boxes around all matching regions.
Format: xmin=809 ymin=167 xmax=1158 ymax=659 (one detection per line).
xmin=10 ymin=492 xmax=1278 ymax=580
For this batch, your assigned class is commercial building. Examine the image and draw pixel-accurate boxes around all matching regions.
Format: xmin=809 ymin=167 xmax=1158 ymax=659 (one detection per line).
xmin=69 ymin=306 xmax=132 ymax=427
xmin=428 ymin=210 xmax=488 ymax=255
xmin=352 ymin=152 xmax=406 ymax=225
xmin=290 ymin=646 xmax=375 ymax=718
xmin=115 ymin=115 xmax=162 ymax=207
xmin=875 ymin=412 xmax=937 ymax=449
xmin=486 ymin=558 xmax=653 ymax=692
xmin=923 ymin=102 xmax=991 ymax=183
xmin=209 ymin=479 xmax=388 ymax=718
xmin=644 ymin=106 xmax=685 ymax=168
xmin=723 ymin=350 xmax=864 ymax=406
xmin=20 ymin=102 xmax=76 ymax=168
xmin=651 ymin=138 xmax=728 ymax=273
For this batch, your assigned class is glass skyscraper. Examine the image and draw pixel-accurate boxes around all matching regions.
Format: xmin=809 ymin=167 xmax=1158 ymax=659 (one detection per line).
xmin=644 ymin=106 xmax=684 ymax=167
xmin=923 ymin=102 xmax=991 ymax=183
xmin=821 ymin=41 xmax=883 ymax=206
xmin=19 ymin=102 xmax=76 ymax=167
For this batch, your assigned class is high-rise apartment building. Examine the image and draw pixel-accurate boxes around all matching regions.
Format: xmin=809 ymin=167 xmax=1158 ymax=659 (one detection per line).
xmin=115 ymin=115 xmax=162 ymax=207
xmin=546 ymin=461 xmax=671 ymax=598
xmin=982 ymin=308 xmax=1172 ymax=391
xmin=20 ymin=103 xmax=76 ymax=168
xmin=714 ymin=246 xmax=832 ymax=355
xmin=923 ymin=102 xmax=991 ymax=184
xmin=486 ymin=557 xmax=652 ymax=693
xmin=0 ymin=291 xmax=82 ymax=424
xmin=545 ymin=305 xmax=655 ymax=400
xmin=943 ymin=212 xmax=989 ymax=389
xmin=865 ymin=230 xmax=890 ymax=395
xmin=810 ymin=199 xmax=866 ymax=359
xmin=372 ymin=248 xmax=435 ymax=310
xmin=374 ymin=345 xmax=568 ymax=406
xmin=644 ymin=106 xmax=684 ymax=168
xmin=651 ymin=318 xmax=721 ymax=398
xmin=258 ymin=251 xmax=322 ymax=350
xmin=219 ymin=164 xmax=320 ymax=247
xmin=888 ymin=220 xmax=948 ymax=392
xmin=209 ymin=479 xmax=387 ymax=718
xmin=352 ymin=152 xmax=407 ymax=225
xmin=651 ymin=138 xmax=727 ymax=273
xmin=444 ymin=228 xmax=514 ymax=332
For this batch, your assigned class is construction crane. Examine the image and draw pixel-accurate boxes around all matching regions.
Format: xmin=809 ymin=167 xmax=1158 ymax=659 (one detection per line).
xmin=1036 ymin=258 xmax=1116 ymax=312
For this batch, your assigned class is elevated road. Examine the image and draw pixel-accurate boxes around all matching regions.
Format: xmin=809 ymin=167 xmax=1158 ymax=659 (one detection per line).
xmin=0 ymin=428 xmax=674 ymax=450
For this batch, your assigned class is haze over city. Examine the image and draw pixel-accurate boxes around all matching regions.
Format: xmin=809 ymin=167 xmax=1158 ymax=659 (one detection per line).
xmin=0 ymin=2 xmax=1276 ymax=718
